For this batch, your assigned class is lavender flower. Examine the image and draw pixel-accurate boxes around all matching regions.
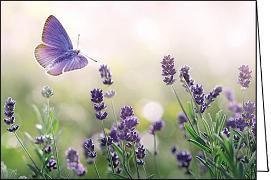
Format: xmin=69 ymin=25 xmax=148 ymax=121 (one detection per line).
xmin=120 ymin=106 xmax=134 ymax=120
xmin=99 ymin=64 xmax=113 ymax=85
xmin=224 ymin=88 xmax=235 ymax=102
xmin=7 ymin=124 xmax=19 ymax=132
xmin=46 ymin=157 xmax=57 ymax=171
xmin=136 ymin=145 xmax=146 ymax=165
xmin=222 ymin=127 xmax=230 ymax=137
xmin=238 ymin=65 xmax=252 ymax=89
xmin=100 ymin=135 xmax=113 ymax=148
xmin=44 ymin=145 xmax=52 ymax=154
xmin=175 ymin=150 xmax=192 ymax=169
xmin=171 ymin=146 xmax=177 ymax=154
xmin=179 ymin=65 xmax=194 ymax=87
xmin=191 ymin=84 xmax=205 ymax=106
xmin=228 ymin=102 xmax=242 ymax=114
xmin=104 ymin=90 xmax=116 ymax=99
xmin=34 ymin=135 xmax=46 ymax=144
xmin=109 ymin=127 xmax=119 ymax=143
xmin=3 ymin=97 xmax=16 ymax=125
xmin=177 ymin=112 xmax=187 ymax=129
xmin=109 ymin=150 xmax=121 ymax=174
xmin=83 ymin=138 xmax=96 ymax=164
xmin=90 ymin=88 xmax=107 ymax=120
xmin=41 ymin=85 xmax=54 ymax=98
xmin=66 ymin=148 xmax=86 ymax=176
xmin=149 ymin=120 xmax=165 ymax=135
xmin=242 ymin=101 xmax=255 ymax=121
xmin=204 ymin=86 xmax=222 ymax=107
xmin=161 ymin=55 xmax=176 ymax=85
xmin=235 ymin=117 xmax=248 ymax=131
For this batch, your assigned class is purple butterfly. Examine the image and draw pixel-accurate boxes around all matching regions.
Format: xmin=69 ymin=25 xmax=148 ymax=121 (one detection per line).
xmin=34 ymin=15 xmax=95 ymax=76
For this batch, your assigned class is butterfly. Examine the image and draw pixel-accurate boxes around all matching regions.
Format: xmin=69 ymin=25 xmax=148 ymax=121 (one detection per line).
xmin=34 ymin=15 xmax=96 ymax=76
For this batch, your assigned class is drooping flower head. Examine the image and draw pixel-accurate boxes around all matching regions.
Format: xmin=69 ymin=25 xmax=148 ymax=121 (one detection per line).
xmin=179 ymin=65 xmax=194 ymax=87
xmin=83 ymin=138 xmax=97 ymax=164
xmin=90 ymin=88 xmax=107 ymax=120
xmin=161 ymin=55 xmax=176 ymax=85
xmin=41 ymin=85 xmax=54 ymax=98
xmin=99 ymin=64 xmax=113 ymax=85
xmin=149 ymin=120 xmax=165 ymax=135
xmin=238 ymin=65 xmax=252 ymax=89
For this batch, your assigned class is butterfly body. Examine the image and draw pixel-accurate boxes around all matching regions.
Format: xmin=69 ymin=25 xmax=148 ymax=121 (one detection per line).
xmin=34 ymin=15 xmax=88 ymax=76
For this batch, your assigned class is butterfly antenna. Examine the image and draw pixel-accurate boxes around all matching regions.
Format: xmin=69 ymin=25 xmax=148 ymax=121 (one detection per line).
xmin=81 ymin=52 xmax=98 ymax=62
xmin=77 ymin=34 xmax=80 ymax=49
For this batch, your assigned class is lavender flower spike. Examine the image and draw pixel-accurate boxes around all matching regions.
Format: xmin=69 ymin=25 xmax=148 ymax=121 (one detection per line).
xmin=179 ymin=65 xmax=194 ymax=87
xmin=90 ymin=88 xmax=107 ymax=120
xmin=4 ymin=97 xmax=16 ymax=125
xmin=161 ymin=55 xmax=176 ymax=85
xmin=99 ymin=64 xmax=113 ymax=85
xmin=238 ymin=65 xmax=252 ymax=89
xmin=177 ymin=112 xmax=188 ymax=129
xmin=83 ymin=138 xmax=97 ymax=164
xmin=66 ymin=148 xmax=86 ymax=176
xmin=149 ymin=120 xmax=165 ymax=135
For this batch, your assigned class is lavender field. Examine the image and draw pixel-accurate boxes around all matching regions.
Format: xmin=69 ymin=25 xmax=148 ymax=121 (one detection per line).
xmin=1 ymin=2 xmax=256 ymax=179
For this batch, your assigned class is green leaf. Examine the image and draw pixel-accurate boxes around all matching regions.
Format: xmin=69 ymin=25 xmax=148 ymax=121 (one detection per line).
xmin=147 ymin=174 xmax=155 ymax=179
xmin=127 ymin=150 xmax=135 ymax=162
xmin=32 ymin=104 xmax=43 ymax=124
xmin=202 ymin=117 xmax=212 ymax=138
xmin=27 ymin=164 xmax=40 ymax=176
xmin=184 ymin=123 xmax=206 ymax=146
xmin=188 ymin=139 xmax=211 ymax=154
xmin=111 ymin=143 xmax=124 ymax=157
xmin=195 ymin=156 xmax=215 ymax=177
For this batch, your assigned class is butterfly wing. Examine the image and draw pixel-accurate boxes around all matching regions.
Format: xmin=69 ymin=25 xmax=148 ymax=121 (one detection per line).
xmin=42 ymin=15 xmax=73 ymax=50
xmin=64 ymin=55 xmax=88 ymax=73
xmin=34 ymin=44 xmax=66 ymax=68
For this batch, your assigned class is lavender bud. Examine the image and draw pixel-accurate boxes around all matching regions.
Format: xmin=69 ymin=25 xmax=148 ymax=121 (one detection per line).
xmin=238 ymin=65 xmax=252 ymax=89
xmin=223 ymin=88 xmax=235 ymax=102
xmin=191 ymin=84 xmax=205 ymax=106
xmin=149 ymin=120 xmax=165 ymax=135
xmin=177 ymin=112 xmax=187 ymax=129
xmin=120 ymin=106 xmax=134 ymax=120
xmin=7 ymin=124 xmax=19 ymax=132
xmin=222 ymin=127 xmax=230 ymax=137
xmin=46 ymin=157 xmax=57 ymax=171
xmin=179 ymin=65 xmax=194 ymax=87
xmin=4 ymin=97 xmax=16 ymax=125
xmin=104 ymin=90 xmax=116 ymax=98
xmin=99 ymin=64 xmax=113 ymax=85
xmin=176 ymin=150 xmax=192 ymax=168
xmin=161 ymin=55 xmax=176 ymax=85
xmin=41 ymin=86 xmax=54 ymax=98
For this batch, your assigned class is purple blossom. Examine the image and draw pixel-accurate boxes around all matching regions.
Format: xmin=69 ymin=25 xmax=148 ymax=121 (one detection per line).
xmin=204 ymin=86 xmax=222 ymax=108
xmin=120 ymin=106 xmax=134 ymax=120
xmin=222 ymin=127 xmax=230 ymax=137
xmin=100 ymin=135 xmax=113 ymax=148
xmin=224 ymin=88 xmax=235 ymax=102
xmin=104 ymin=90 xmax=116 ymax=99
xmin=226 ymin=117 xmax=236 ymax=128
xmin=238 ymin=65 xmax=252 ymax=89
xmin=179 ymin=65 xmax=194 ymax=87
xmin=66 ymin=148 xmax=86 ymax=176
xmin=136 ymin=144 xmax=146 ymax=165
xmin=109 ymin=127 xmax=119 ymax=143
xmin=171 ymin=146 xmax=177 ymax=154
xmin=3 ymin=97 xmax=16 ymax=125
xmin=90 ymin=88 xmax=107 ymax=120
xmin=149 ymin=120 xmax=165 ymax=135
xmin=83 ymin=138 xmax=96 ymax=164
xmin=44 ymin=145 xmax=52 ymax=154
xmin=242 ymin=101 xmax=255 ymax=121
xmin=177 ymin=112 xmax=187 ymax=129
xmin=228 ymin=102 xmax=242 ymax=114
xmin=161 ymin=55 xmax=176 ymax=85
xmin=7 ymin=124 xmax=19 ymax=133
xmin=46 ymin=157 xmax=57 ymax=171
xmin=175 ymin=150 xmax=192 ymax=168
xmin=191 ymin=84 xmax=205 ymax=106
xmin=99 ymin=64 xmax=113 ymax=85
xmin=235 ymin=117 xmax=248 ymax=131
xmin=108 ymin=148 xmax=121 ymax=174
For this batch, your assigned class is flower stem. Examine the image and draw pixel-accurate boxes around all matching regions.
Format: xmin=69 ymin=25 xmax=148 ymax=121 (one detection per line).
xmin=171 ymin=85 xmax=196 ymax=133
xmin=133 ymin=143 xmax=140 ymax=179
xmin=94 ymin=161 xmax=101 ymax=178
xmin=153 ymin=134 xmax=160 ymax=178
xmin=14 ymin=132 xmax=40 ymax=173
xmin=121 ymin=142 xmax=133 ymax=179
xmin=110 ymin=99 xmax=118 ymax=125
xmin=48 ymin=99 xmax=61 ymax=178
xmin=101 ymin=120 xmax=115 ymax=173
xmin=143 ymin=164 xmax=148 ymax=178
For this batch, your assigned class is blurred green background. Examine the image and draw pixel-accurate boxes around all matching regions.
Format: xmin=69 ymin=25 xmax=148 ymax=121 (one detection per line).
xmin=1 ymin=1 xmax=255 ymax=178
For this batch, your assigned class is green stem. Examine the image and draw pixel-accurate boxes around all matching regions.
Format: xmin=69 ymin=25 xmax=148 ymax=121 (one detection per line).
xmin=94 ymin=161 xmax=101 ymax=178
xmin=171 ymin=85 xmax=196 ymax=133
xmin=14 ymin=132 xmax=40 ymax=173
xmin=110 ymin=99 xmax=118 ymax=125
xmin=48 ymin=99 xmax=61 ymax=178
xmin=143 ymin=164 xmax=148 ymax=179
xmin=121 ymin=142 xmax=133 ymax=179
xmin=101 ymin=120 xmax=115 ymax=173
xmin=153 ymin=134 xmax=160 ymax=178
xmin=133 ymin=143 xmax=140 ymax=179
